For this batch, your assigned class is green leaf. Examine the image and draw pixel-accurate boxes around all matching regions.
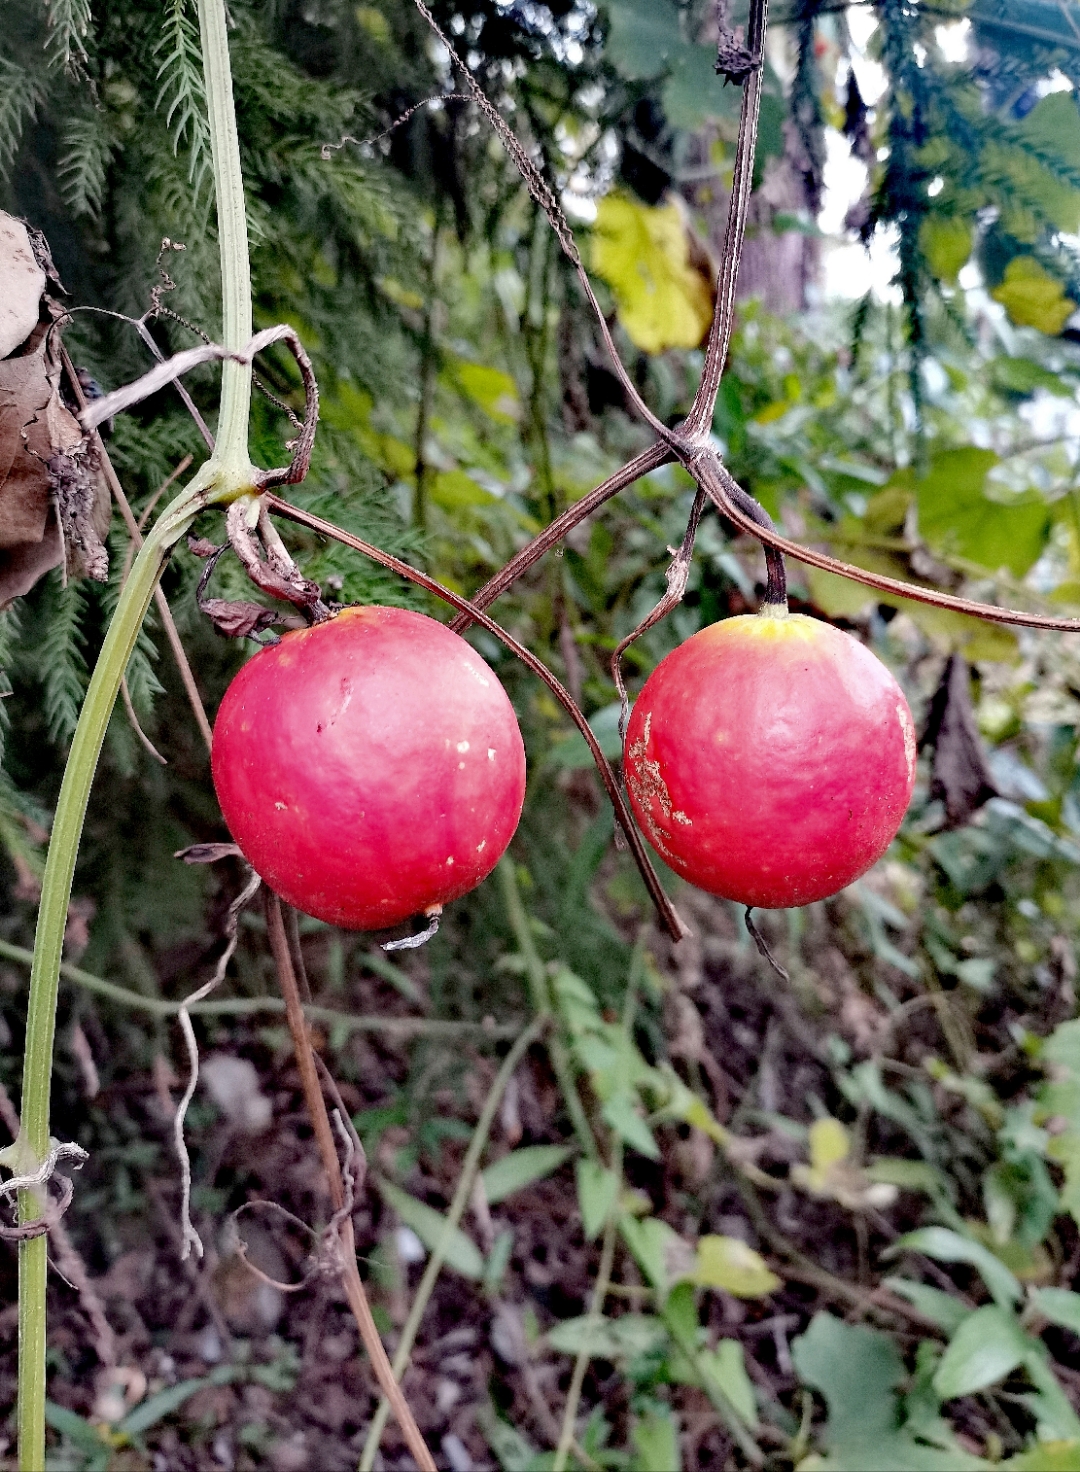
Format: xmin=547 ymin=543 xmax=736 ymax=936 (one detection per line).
xmin=934 ymin=1305 xmax=1031 ymax=1400
xmin=699 ymin=1340 xmax=758 ymax=1429
xmin=920 ymin=216 xmax=973 ymax=283
xmin=576 ymin=1158 xmax=620 ymax=1241
xmin=378 ymin=1179 xmax=484 ymax=1280
xmin=604 ymin=0 xmax=681 ymax=80
xmin=430 ymin=469 xmax=497 ymax=509
xmin=683 ymin=1235 xmax=780 ymax=1298
xmin=792 ymin=1314 xmax=985 ymax=1471
xmin=882 ymin=1277 xmax=970 ymax=1334
xmin=119 ymin=1375 xmax=231 ymax=1436
xmin=619 ymin=1215 xmax=682 ymax=1295
xmin=481 ymin=1146 xmax=572 ymax=1206
xmin=990 ymin=356 xmax=1074 ymax=398
xmin=1030 ymin=1287 xmax=1080 ymax=1336
xmin=632 ymin=1407 xmax=681 ymax=1472
xmin=888 ymin=1227 xmax=1022 ymax=1308
xmin=44 ymin=1401 xmax=109 ymax=1455
xmin=602 ymin=1091 xmax=660 ymax=1158
xmin=661 ymin=44 xmax=740 ymax=131
xmin=1000 ymin=1444 xmax=1080 ymax=1471
xmin=591 ymin=193 xmax=713 ymax=353
xmin=915 ymin=449 xmax=1050 ymax=578
xmin=546 ymin=1313 xmax=666 ymax=1361
xmin=452 ymin=361 xmax=520 ymax=423
xmin=548 ymin=702 xmax=624 ymax=769
xmin=991 ymin=257 xmax=1074 ymax=335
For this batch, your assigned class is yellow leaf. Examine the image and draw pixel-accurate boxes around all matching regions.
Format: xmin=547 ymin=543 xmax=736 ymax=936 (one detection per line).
xmin=809 ymin=1117 xmax=850 ymax=1173
xmin=591 ymin=193 xmax=713 ymax=354
xmin=991 ymin=257 xmax=1074 ymax=335
xmin=687 ymin=1235 xmax=781 ymax=1297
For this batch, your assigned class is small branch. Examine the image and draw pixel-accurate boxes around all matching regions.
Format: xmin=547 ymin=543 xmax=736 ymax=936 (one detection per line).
xmin=60 ymin=349 xmax=215 ymax=754
xmin=612 ymin=487 xmax=708 ymax=737
xmin=358 ymin=1013 xmax=548 ymax=1471
xmin=264 ymin=894 xmax=437 ymax=1472
xmin=684 ymin=0 xmax=770 ymax=437
xmin=263 ymin=493 xmax=687 ymax=942
xmin=694 ymin=453 xmax=1080 ymax=634
xmin=410 ymin=0 xmax=676 ymax=448
xmin=449 ymin=442 xmax=672 ymax=632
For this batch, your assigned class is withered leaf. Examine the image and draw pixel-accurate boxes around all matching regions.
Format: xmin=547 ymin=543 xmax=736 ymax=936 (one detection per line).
xmin=0 ymin=214 xmax=45 ymax=359
xmin=199 ymin=598 xmax=281 ymax=639
xmin=174 ymin=842 xmax=246 ymax=865
xmin=0 ymin=215 xmax=110 ymax=605
xmin=919 ymin=654 xmax=997 ymax=829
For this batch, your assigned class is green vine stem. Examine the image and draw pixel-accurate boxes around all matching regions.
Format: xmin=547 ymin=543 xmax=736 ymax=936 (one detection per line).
xmin=15 ymin=1 xmax=256 ymax=1464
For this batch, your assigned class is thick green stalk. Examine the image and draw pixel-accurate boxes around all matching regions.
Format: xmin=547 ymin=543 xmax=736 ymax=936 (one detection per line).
xmin=17 ymin=495 xmax=208 ymax=1469
xmin=199 ymin=0 xmax=253 ymax=470
xmin=16 ymin=1 xmax=255 ymax=1463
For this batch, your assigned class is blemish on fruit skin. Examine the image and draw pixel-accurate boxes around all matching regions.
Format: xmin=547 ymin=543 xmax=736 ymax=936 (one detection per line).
xmin=457 ymin=740 xmax=470 ymax=753
xmin=625 ymin=712 xmax=692 ymax=855
xmin=459 ymin=761 xmax=466 ymax=769
xmin=488 ymin=749 xmax=496 ymax=760
xmin=446 ymin=856 xmax=454 ymax=866
xmin=477 ymin=839 xmax=487 ymax=853
xmin=898 ymin=701 xmax=916 ymax=782
xmin=275 ymin=801 xmax=287 ymax=811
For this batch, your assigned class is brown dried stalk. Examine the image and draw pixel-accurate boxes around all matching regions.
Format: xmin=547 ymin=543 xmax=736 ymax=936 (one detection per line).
xmin=264 ymin=892 xmax=437 ymax=1472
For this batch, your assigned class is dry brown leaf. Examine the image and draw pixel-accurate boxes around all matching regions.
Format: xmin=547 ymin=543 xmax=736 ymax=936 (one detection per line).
xmin=0 ymin=264 xmax=111 ymax=604
xmin=920 ymin=654 xmax=997 ymax=828
xmin=0 ymin=214 xmax=45 ymax=359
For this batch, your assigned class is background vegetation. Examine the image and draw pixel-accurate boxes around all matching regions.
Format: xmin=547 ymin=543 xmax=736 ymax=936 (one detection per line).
xmin=6 ymin=0 xmax=1080 ymax=1466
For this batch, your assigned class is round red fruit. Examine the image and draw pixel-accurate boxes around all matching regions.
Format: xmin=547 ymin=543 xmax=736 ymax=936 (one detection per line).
xmin=211 ymin=606 xmax=526 ymax=929
xmin=623 ymin=613 xmax=916 ymax=909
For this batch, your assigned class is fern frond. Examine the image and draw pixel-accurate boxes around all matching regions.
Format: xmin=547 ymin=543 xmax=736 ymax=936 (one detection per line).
xmin=154 ymin=0 xmax=211 ymax=199
xmin=43 ymin=0 xmax=92 ymax=72
xmin=58 ymin=114 xmax=114 ymax=217
xmin=0 ymin=57 xmax=47 ymax=176
xmin=0 ymin=602 xmax=23 ymax=773
xmin=39 ymin=573 xmax=89 ymax=748
xmin=0 ymin=772 xmax=48 ymax=894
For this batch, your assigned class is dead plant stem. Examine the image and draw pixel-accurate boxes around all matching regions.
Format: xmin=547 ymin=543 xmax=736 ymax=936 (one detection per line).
xmin=264 ymin=893 xmax=436 ymax=1472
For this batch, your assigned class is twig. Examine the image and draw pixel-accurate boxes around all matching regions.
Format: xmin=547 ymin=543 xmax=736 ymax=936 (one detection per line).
xmin=359 ymin=1013 xmax=548 ymax=1470
xmin=410 ymin=0 xmax=676 ymax=449
xmin=449 ymin=442 xmax=671 ymax=631
xmin=697 ymin=455 xmax=1080 ymax=635
xmin=120 ymin=678 xmax=167 ymax=765
xmin=60 ymin=349 xmax=215 ymax=754
xmin=263 ymin=493 xmax=687 ymax=942
xmin=264 ymin=893 xmax=437 ymax=1472
xmin=0 ymin=937 xmax=518 ymax=1035
xmin=613 ymin=487 xmax=707 ymax=737
xmin=684 ymin=0 xmax=770 ymax=436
